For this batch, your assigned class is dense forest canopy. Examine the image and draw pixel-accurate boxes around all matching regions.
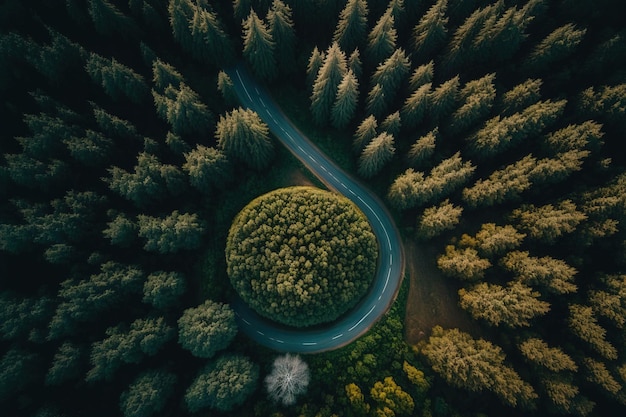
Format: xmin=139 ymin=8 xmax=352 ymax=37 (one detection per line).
xmin=1 ymin=1 xmax=625 ymax=417
xmin=226 ymin=186 xmax=377 ymax=327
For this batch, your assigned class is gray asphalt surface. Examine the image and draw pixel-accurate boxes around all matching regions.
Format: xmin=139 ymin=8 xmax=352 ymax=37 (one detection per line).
xmin=226 ymin=64 xmax=405 ymax=353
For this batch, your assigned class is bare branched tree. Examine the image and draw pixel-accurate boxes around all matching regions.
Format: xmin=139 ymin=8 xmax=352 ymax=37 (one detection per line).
xmin=265 ymin=353 xmax=310 ymax=406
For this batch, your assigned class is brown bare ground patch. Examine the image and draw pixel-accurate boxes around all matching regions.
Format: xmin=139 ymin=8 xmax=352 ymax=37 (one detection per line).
xmin=403 ymin=238 xmax=483 ymax=345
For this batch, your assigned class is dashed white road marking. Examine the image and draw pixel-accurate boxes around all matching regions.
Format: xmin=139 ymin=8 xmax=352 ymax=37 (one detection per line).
xmin=332 ymin=334 xmax=343 ymax=340
xmin=235 ymin=70 xmax=253 ymax=103
xmin=302 ymin=342 xmax=317 ymax=346
xmin=348 ymin=305 xmax=376 ymax=332
xmin=256 ymin=331 xmax=265 ymax=336
xmin=242 ymin=318 xmax=251 ymax=325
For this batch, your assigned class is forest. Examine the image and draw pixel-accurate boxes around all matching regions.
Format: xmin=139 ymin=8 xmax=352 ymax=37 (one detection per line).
xmin=1 ymin=0 xmax=625 ymax=417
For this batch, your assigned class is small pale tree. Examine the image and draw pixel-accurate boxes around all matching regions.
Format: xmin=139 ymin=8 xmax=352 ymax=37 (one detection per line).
xmin=265 ymin=353 xmax=310 ymax=406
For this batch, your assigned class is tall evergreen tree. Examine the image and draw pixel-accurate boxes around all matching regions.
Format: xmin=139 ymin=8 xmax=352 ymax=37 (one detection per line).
xmin=409 ymin=60 xmax=434 ymax=90
xmin=183 ymin=145 xmax=232 ymax=193
xmin=138 ymin=210 xmax=206 ymax=254
xmin=353 ymin=114 xmax=378 ymax=152
xmin=371 ymin=48 xmax=411 ymax=104
xmin=448 ymin=73 xmax=496 ymax=134
xmin=412 ymin=0 xmax=448 ymax=59
xmin=216 ymin=107 xmax=274 ymax=170
xmin=333 ymin=0 xmax=368 ymax=53
xmin=408 ymin=128 xmax=438 ymax=166
xmin=331 ymin=69 xmax=359 ymax=129
xmin=525 ymin=23 xmax=586 ymax=73
xmin=310 ymin=42 xmax=347 ymax=125
xmin=357 ymin=131 xmax=395 ymax=178
xmin=306 ymin=46 xmax=325 ymax=88
xmin=88 ymin=0 xmax=139 ymax=37
xmin=402 ymin=82 xmax=431 ymax=129
xmin=417 ymin=199 xmax=463 ymax=240
xmin=242 ymin=9 xmax=277 ymax=81
xmin=86 ymin=53 xmax=148 ymax=104
xmin=189 ymin=6 xmax=235 ymax=67
xmin=268 ymin=0 xmax=296 ymax=73
xmin=366 ymin=7 xmax=397 ymax=64
xmin=153 ymin=83 xmax=213 ymax=135
xmin=500 ymin=78 xmax=543 ymax=115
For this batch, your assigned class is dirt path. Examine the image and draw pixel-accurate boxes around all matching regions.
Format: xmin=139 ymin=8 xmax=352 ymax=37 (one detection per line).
xmin=403 ymin=238 xmax=482 ymax=344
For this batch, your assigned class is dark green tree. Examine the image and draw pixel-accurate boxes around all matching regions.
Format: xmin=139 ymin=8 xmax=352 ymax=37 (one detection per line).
xmin=45 ymin=342 xmax=85 ymax=386
xmin=48 ymin=262 xmax=145 ymax=339
xmin=310 ymin=42 xmax=347 ymax=125
xmin=152 ymin=83 xmax=213 ymax=135
xmin=366 ymin=7 xmax=397 ymax=64
xmin=91 ymin=103 xmax=141 ymax=141
xmin=87 ymin=317 xmax=175 ymax=382
xmin=365 ymin=83 xmax=387 ymax=118
xmin=412 ymin=0 xmax=448 ymax=59
xmin=107 ymin=152 xmax=187 ymax=207
xmin=331 ymin=69 xmax=359 ymax=129
xmin=177 ymin=300 xmax=237 ymax=358
xmin=137 ymin=210 xmax=206 ymax=254
xmin=216 ymin=107 xmax=274 ymax=170
xmin=333 ymin=0 xmax=368 ymax=52
xmin=242 ymin=9 xmax=277 ymax=81
xmin=188 ymin=5 xmax=235 ymax=67
xmin=409 ymin=60 xmax=434 ymax=90
xmin=401 ymin=83 xmax=431 ymax=129
xmin=306 ymin=46 xmax=324 ymax=88
xmin=408 ymin=128 xmax=437 ymax=166
xmin=183 ymin=145 xmax=232 ymax=193
xmin=380 ymin=111 xmax=401 ymax=136
xmin=0 ymin=348 xmax=40 ymax=402
xmin=217 ymin=70 xmax=238 ymax=106
xmin=353 ymin=114 xmax=378 ymax=152
xmin=64 ymin=130 xmax=113 ymax=166
xmin=103 ymin=212 xmax=137 ymax=247
xmin=151 ymin=58 xmax=183 ymax=90
xmin=525 ymin=23 xmax=586 ymax=73
xmin=448 ymin=73 xmax=496 ymax=135
xmin=429 ymin=75 xmax=460 ymax=122
xmin=0 ymin=292 xmax=52 ymax=343
xmin=184 ymin=354 xmax=259 ymax=412
xmin=86 ymin=53 xmax=148 ymax=104
xmin=357 ymin=131 xmax=395 ymax=178
xmin=370 ymin=48 xmax=411 ymax=105
xmin=119 ymin=369 xmax=177 ymax=417
xmin=268 ymin=0 xmax=296 ymax=73
xmin=142 ymin=271 xmax=186 ymax=310
xmin=88 ymin=0 xmax=139 ymax=37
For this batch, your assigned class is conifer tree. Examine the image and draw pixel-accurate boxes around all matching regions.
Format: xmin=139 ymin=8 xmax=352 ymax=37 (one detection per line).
xmin=472 ymin=223 xmax=526 ymax=258
xmin=91 ymin=103 xmax=141 ymax=141
xmin=511 ymin=200 xmax=587 ymax=243
xmin=217 ymin=70 xmax=238 ymax=106
xmin=365 ymin=83 xmax=387 ymax=118
xmin=589 ymin=274 xmax=626 ymax=329
xmin=268 ymin=0 xmax=296 ymax=73
xmin=583 ymin=357 xmax=622 ymax=396
xmin=86 ymin=53 xmax=148 ymax=104
xmin=518 ymin=338 xmax=578 ymax=372
xmin=357 ymin=131 xmax=395 ymax=178
xmin=525 ymin=23 xmax=586 ymax=73
xmin=152 ymin=58 xmax=183 ymax=90
xmin=138 ymin=210 xmax=205 ymax=254
xmin=142 ymin=271 xmax=186 ymax=310
xmin=409 ymin=60 xmax=434 ymax=90
xmin=500 ymin=78 xmax=543 ymax=115
xmin=310 ymin=42 xmax=347 ymax=125
xmin=543 ymin=121 xmax=604 ymax=154
xmin=429 ymin=75 xmax=460 ymax=122
xmin=25 ymin=28 xmax=86 ymax=82
xmin=331 ymin=69 xmax=359 ymax=129
xmin=183 ymin=145 xmax=232 ymax=193
xmin=417 ymin=199 xmax=463 ymax=240
xmin=333 ymin=0 xmax=368 ymax=53
xmin=421 ymin=326 xmax=538 ymax=408
xmin=88 ymin=0 xmax=139 ymax=37
xmin=306 ymin=46 xmax=325 ymax=88
xmin=380 ymin=111 xmax=401 ymax=136
xmin=366 ymin=7 xmax=397 ymax=64
xmin=64 ymin=130 xmax=113 ymax=166
xmin=152 ymin=83 xmax=213 ymax=135
xmin=402 ymin=82 xmax=431 ymax=129
xmin=412 ymin=0 xmax=448 ymax=59
xmin=119 ymin=369 xmax=176 ymax=417
xmin=45 ymin=342 xmax=85 ymax=386
xmin=371 ymin=48 xmax=411 ymax=104
xmin=437 ymin=245 xmax=491 ymax=281
xmin=353 ymin=115 xmax=378 ymax=152
xmin=216 ymin=107 xmax=274 ymax=170
xmin=408 ymin=128 xmax=437 ymax=166
xmin=103 ymin=213 xmax=138 ymax=248
xmin=178 ymin=300 xmax=237 ymax=358
xmin=459 ymin=281 xmax=550 ymax=327
xmin=348 ymin=48 xmax=363 ymax=78
xmin=168 ymin=0 xmax=195 ymax=51
xmin=568 ymin=304 xmax=617 ymax=360
xmin=189 ymin=6 xmax=235 ymax=67
xmin=448 ymin=73 xmax=496 ymax=135
xmin=242 ymin=9 xmax=277 ymax=81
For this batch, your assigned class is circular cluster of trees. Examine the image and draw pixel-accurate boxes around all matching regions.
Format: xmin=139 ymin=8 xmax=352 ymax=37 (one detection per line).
xmin=226 ymin=186 xmax=377 ymax=327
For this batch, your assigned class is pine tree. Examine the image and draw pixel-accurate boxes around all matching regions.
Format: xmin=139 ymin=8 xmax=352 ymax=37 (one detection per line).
xmin=88 ymin=0 xmax=139 ymax=37
xmin=402 ymin=82 xmax=431 ymax=129
xmin=525 ymin=23 xmax=586 ymax=73
xmin=589 ymin=274 xmax=626 ymax=329
xmin=436 ymin=245 xmax=491 ymax=281
xmin=168 ymin=0 xmax=195 ymax=51
xmin=408 ymin=128 xmax=437 ymax=166
xmin=86 ymin=53 xmax=148 ymax=104
xmin=366 ymin=7 xmax=397 ymax=64
xmin=268 ymin=0 xmax=296 ymax=73
xmin=333 ymin=0 xmax=368 ymax=52
xmin=371 ymin=48 xmax=411 ymax=104
xmin=331 ymin=69 xmax=359 ymax=129
xmin=353 ymin=115 xmax=378 ymax=152
xmin=242 ymin=9 xmax=277 ymax=81
xmin=500 ymin=78 xmax=543 ymax=115
xmin=568 ymin=304 xmax=617 ymax=360
xmin=459 ymin=281 xmax=550 ymax=327
xmin=448 ymin=73 xmax=496 ymax=135
xmin=357 ymin=131 xmax=395 ymax=178
xmin=306 ymin=46 xmax=325 ymax=88
xmin=183 ymin=145 xmax=232 ymax=192
xmin=518 ymin=338 xmax=578 ymax=372
xmin=472 ymin=223 xmax=526 ymax=258
xmin=217 ymin=70 xmax=238 ymax=106
xmin=216 ymin=107 xmax=274 ymax=170
xmin=412 ymin=0 xmax=448 ymax=59
xmin=138 ymin=210 xmax=205 ymax=254
xmin=142 ymin=271 xmax=186 ymax=310
xmin=310 ymin=42 xmax=347 ymax=125
xmin=500 ymin=250 xmax=578 ymax=295
xmin=409 ymin=60 xmax=434 ymax=90
xmin=348 ymin=48 xmax=363 ymax=78
xmin=417 ymin=199 xmax=463 ymax=240
xmin=543 ymin=121 xmax=604 ymax=154
xmin=511 ymin=200 xmax=587 ymax=243
xmin=421 ymin=326 xmax=538 ymax=408
xmin=429 ymin=75 xmax=460 ymax=122
xmin=152 ymin=83 xmax=213 ymax=135
xmin=45 ymin=342 xmax=85 ymax=386
xmin=365 ymin=83 xmax=387 ymax=118
xmin=188 ymin=6 xmax=235 ymax=67
xmin=380 ymin=111 xmax=401 ymax=136
xmin=184 ymin=355 xmax=258 ymax=412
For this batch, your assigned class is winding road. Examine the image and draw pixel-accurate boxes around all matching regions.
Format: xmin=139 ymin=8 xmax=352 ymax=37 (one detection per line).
xmin=226 ymin=64 xmax=405 ymax=353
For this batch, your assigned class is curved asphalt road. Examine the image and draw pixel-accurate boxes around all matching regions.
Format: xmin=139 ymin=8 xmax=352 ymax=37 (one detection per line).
xmin=226 ymin=64 xmax=405 ymax=353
